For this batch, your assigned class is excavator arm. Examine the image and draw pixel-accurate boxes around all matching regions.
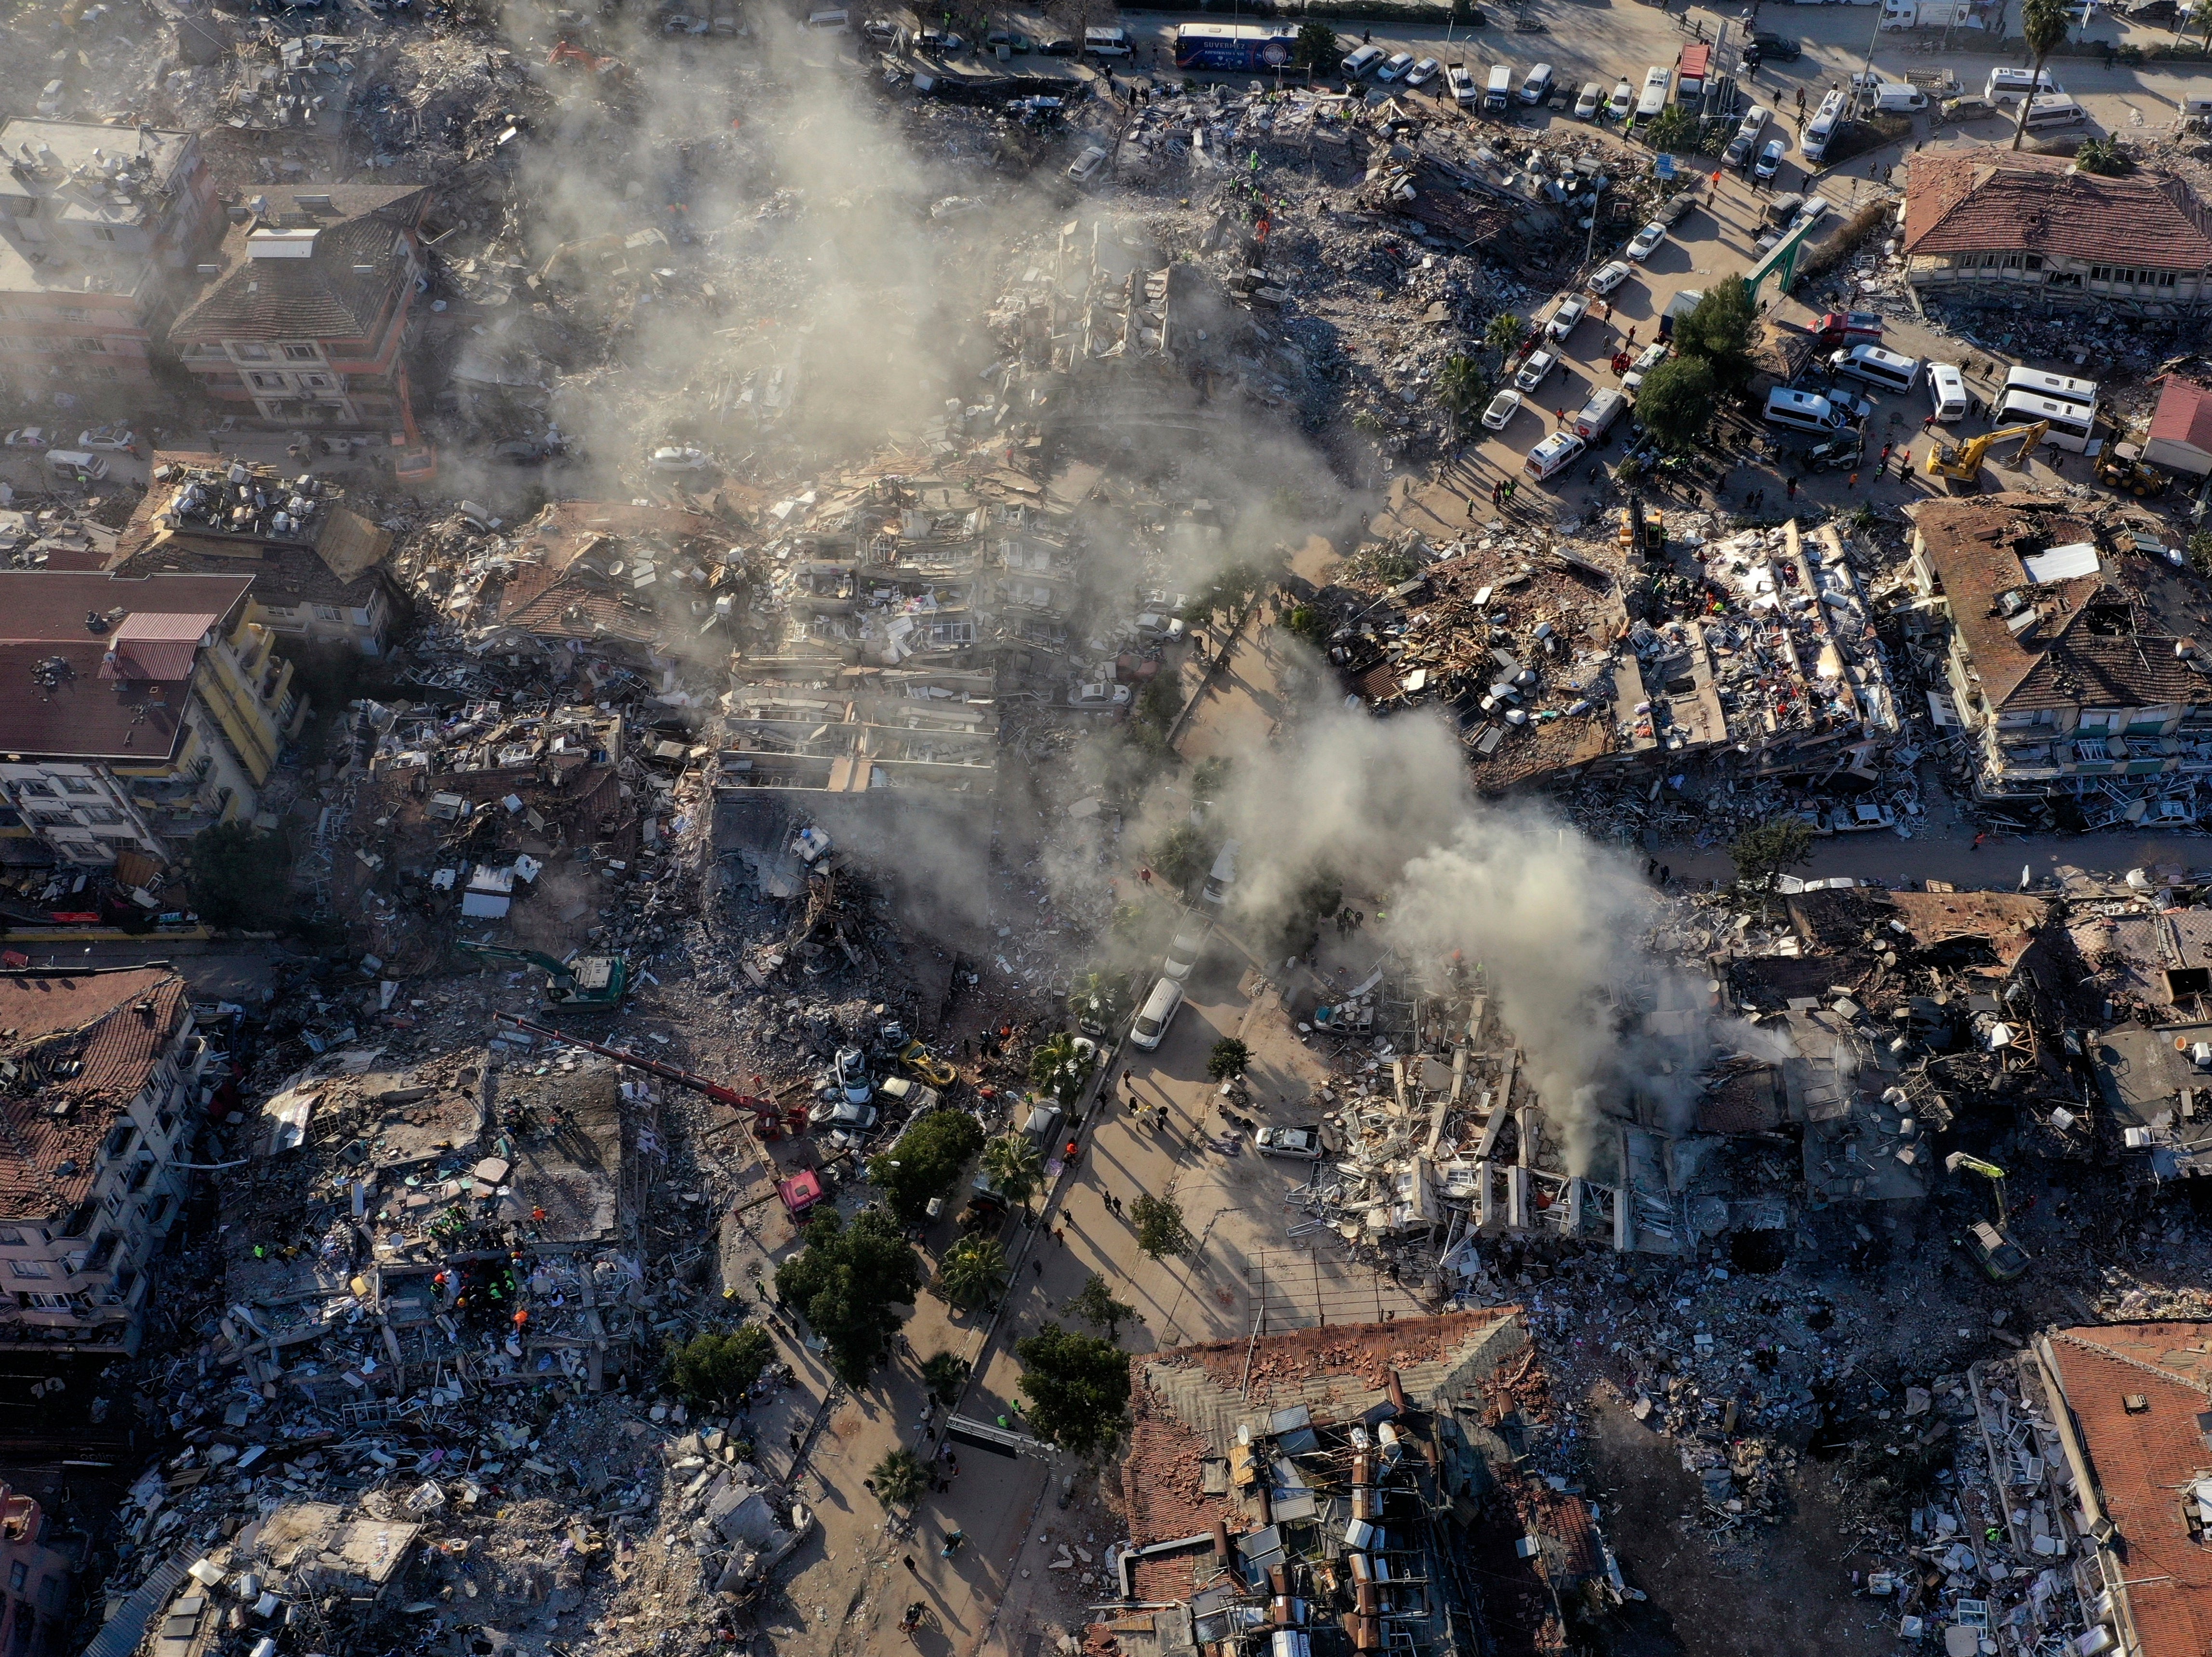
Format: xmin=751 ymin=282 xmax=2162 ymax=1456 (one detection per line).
xmin=1925 ymin=421 xmax=2048 ymax=484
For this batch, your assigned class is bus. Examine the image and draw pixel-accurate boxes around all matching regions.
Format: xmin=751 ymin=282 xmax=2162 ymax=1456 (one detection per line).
xmin=1999 ymin=389 xmax=2100 ymax=453
xmin=1172 ymin=22 xmax=1296 ymax=71
xmin=2002 ymin=366 xmax=2097 ymax=410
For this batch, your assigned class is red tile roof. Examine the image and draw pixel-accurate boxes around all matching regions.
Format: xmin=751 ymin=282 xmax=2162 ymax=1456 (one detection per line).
xmin=1904 ymin=152 xmax=2212 ymax=268
xmin=2046 ymin=1324 xmax=2212 ymax=1657
xmin=2150 ymin=379 xmax=2212 ymax=456
xmin=169 ymin=186 xmax=428 ymax=344
xmin=0 ymin=968 xmax=187 ymax=1221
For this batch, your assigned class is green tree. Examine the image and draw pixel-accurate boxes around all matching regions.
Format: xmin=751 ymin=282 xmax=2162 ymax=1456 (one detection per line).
xmin=187 ymin=824 xmax=292 ymax=930
xmin=871 ymin=1446 xmax=926 ymax=1508
xmin=665 ymin=1325 xmax=775 ymax=1411
xmin=938 ymin=1234 xmax=1009 ymax=1312
xmin=1191 ymin=757 xmax=1232 ymax=805
xmin=2013 ymin=0 xmax=2073 ymax=150
xmin=1068 ymin=967 xmax=1131 ymax=1029
xmin=1029 ymin=1030 xmax=1097 ymax=1104
xmin=1207 ymin=1038 xmax=1252 ymax=1082
xmin=2189 ymin=527 xmax=2212 ymax=579
xmin=1729 ymin=817 xmax=1817 ymax=888
xmin=1014 ymin=1322 xmax=1132 ymax=1458
xmin=1483 ymin=312 xmax=1524 ymax=370
xmin=981 ymin=1132 xmax=1044 ymax=1210
xmin=868 ymin=1107 xmax=985 ymax=1224
xmin=2191 ymin=0 xmax=2212 ymax=42
xmin=1282 ymin=604 xmax=1332 ymax=651
xmin=2074 ymin=135 xmax=2133 ymax=174
xmin=1131 ymin=1192 xmax=1195 ymax=1261
xmin=1675 ymin=281 xmax=1757 ymax=394
xmin=1291 ymin=20 xmax=1338 ymax=73
xmin=921 ymin=1351 xmax=969 ymax=1406
xmin=1644 ymin=104 xmax=1696 ymax=150
xmin=774 ymin=1208 xmax=923 ymax=1387
xmin=1634 ymin=356 xmax=1720 ymax=452
xmin=1151 ymin=822 xmax=1215 ymax=890
xmin=1065 ymin=1272 xmax=1139 ymax=1338
xmin=1435 ymin=353 xmax=1490 ymax=435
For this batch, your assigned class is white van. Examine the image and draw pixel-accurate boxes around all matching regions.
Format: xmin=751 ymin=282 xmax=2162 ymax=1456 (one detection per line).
xmin=1083 ymin=25 xmax=1131 ymax=55
xmin=1574 ymin=389 xmax=1627 ymax=443
xmin=1519 ymin=63 xmax=1555 ymax=104
xmin=1927 ymin=362 xmax=1968 ymax=423
xmin=1524 ymin=431 xmax=1587 ymax=480
xmin=1764 ymin=388 xmax=1850 ymax=434
xmin=1801 ymin=88 xmax=1846 ymax=163
xmin=1130 ymin=978 xmax=1183 ymax=1051
xmin=1201 ymin=839 xmax=1239 ymax=907
xmin=1484 ymin=63 xmax=1512 ymax=109
xmin=1985 ymin=67 xmax=2063 ymax=104
xmin=1830 ymin=342 xmax=1921 ymax=395
xmin=2021 ymin=97 xmax=2087 ymax=131
xmin=1635 ymin=65 xmax=1671 ymax=120
xmin=2003 ymin=366 xmax=2097 ymax=409
xmin=45 ymin=449 xmax=106 ymax=481
xmin=1871 ymin=83 xmax=1926 ymax=113
xmin=1341 ymin=44 xmax=1383 ymax=77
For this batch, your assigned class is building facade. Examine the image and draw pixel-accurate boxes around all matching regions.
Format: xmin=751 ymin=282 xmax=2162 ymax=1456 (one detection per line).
xmin=0 ymin=571 xmax=305 ymax=865
xmin=0 ymin=1485 xmax=77 ymax=1657
xmin=0 ymin=120 xmax=221 ymax=398
xmin=0 ymin=967 xmax=205 ymax=1355
xmin=1902 ymin=151 xmax=2212 ymax=314
xmin=166 ymin=185 xmax=429 ymax=427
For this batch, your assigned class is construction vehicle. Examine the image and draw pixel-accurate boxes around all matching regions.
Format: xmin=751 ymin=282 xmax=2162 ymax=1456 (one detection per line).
xmin=1924 ymin=421 xmax=2049 ymax=487
xmin=455 ymin=943 xmax=630 ymax=1009
xmin=1944 ymin=1151 xmax=2030 ymax=1282
xmin=2095 ymin=440 xmax=2171 ymax=498
xmin=1619 ymin=497 xmax=1664 ymax=563
xmin=1804 ymin=430 xmax=1862 ymax=474
xmin=899 ymin=1039 xmax=958 ymax=1088
xmin=496 ymin=1014 xmax=810 ymax=1140
xmin=392 ymin=361 xmax=436 ymax=486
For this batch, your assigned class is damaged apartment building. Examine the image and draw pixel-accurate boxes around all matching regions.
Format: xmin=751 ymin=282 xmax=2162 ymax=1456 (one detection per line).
xmin=1906 ymin=492 xmax=2212 ymax=811
xmin=1105 ymin=1310 xmax=1613 ymax=1657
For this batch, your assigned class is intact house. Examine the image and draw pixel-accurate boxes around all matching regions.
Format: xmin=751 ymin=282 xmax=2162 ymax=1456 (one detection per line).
xmin=1904 ymin=493 xmax=2212 ymax=802
xmin=0 ymin=571 xmax=305 ymax=867
xmin=166 ymin=185 xmax=429 ymax=428
xmin=2144 ymin=376 xmax=2212 ymax=479
xmin=0 ymin=966 xmax=207 ymax=1355
xmin=110 ymin=454 xmax=405 ymax=655
xmin=1901 ymin=151 xmax=2212 ymax=315
xmin=0 ymin=120 xmax=222 ymax=398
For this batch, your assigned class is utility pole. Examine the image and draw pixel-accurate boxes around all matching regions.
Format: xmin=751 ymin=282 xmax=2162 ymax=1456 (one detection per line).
xmin=1853 ymin=0 xmax=1884 ymax=116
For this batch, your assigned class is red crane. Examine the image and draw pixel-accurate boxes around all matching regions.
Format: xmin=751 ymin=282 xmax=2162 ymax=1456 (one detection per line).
xmin=495 ymin=1014 xmax=808 ymax=1139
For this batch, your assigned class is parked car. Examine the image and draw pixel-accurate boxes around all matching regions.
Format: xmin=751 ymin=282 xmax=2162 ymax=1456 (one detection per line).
xmin=647 ymin=444 xmax=711 ymax=470
xmin=1068 ymin=145 xmax=1108 ymax=181
xmin=1035 ymin=33 xmax=1075 ymax=53
xmin=1378 ymin=51 xmax=1415 ymax=80
xmin=807 ymin=1096 xmax=880 ymax=1133
xmin=983 ymin=29 xmax=1030 ymax=52
xmin=1625 ymin=219 xmax=1667 ymax=260
xmin=1620 ymin=341 xmax=1668 ymax=395
xmin=1406 ymin=57 xmax=1440 ymax=86
xmin=1255 ymin=1125 xmax=1326 ymax=1160
xmin=1482 ymin=388 xmax=1523 ymax=430
xmin=76 ymin=425 xmax=135 ymax=454
xmin=1810 ymin=309 xmax=1884 ymax=344
xmin=1519 ymin=63 xmax=1554 ymax=103
xmin=2 ymin=427 xmax=49 ymax=448
xmin=1573 ymin=80 xmax=1603 ymax=119
xmin=1605 ymin=79 xmax=1635 ymax=120
xmin=1163 ymin=914 xmax=1210 ymax=982
xmin=1546 ymin=295 xmax=1589 ymax=340
xmin=1744 ymin=30 xmax=1801 ymax=62
xmin=1068 ymin=681 xmax=1130 ymax=710
xmin=1586 ymin=260 xmax=1631 ymax=296
xmin=1723 ymin=104 xmax=1771 ymax=167
xmin=1513 ymin=349 xmax=1558 ymax=393
xmin=1753 ymin=137 xmax=1788 ymax=181
xmin=914 ymin=27 xmax=963 ymax=52
xmin=1524 ymin=430 xmax=1587 ymax=481
xmin=860 ymin=17 xmax=899 ymax=42
xmin=1446 ymin=63 xmax=1478 ymax=104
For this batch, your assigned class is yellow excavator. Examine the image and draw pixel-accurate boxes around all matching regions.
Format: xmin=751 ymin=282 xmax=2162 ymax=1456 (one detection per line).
xmin=1945 ymin=1152 xmax=2030 ymax=1283
xmin=1925 ymin=421 xmax=2050 ymax=487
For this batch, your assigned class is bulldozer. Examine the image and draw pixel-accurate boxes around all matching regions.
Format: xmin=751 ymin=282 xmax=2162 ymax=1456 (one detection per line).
xmin=454 ymin=943 xmax=630 ymax=1010
xmin=1945 ymin=1151 xmax=2030 ymax=1283
xmin=2095 ymin=440 xmax=2171 ymax=498
xmin=1924 ymin=421 xmax=2050 ymax=488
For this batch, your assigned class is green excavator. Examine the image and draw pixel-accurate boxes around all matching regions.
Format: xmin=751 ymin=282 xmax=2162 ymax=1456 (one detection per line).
xmin=453 ymin=943 xmax=631 ymax=1010
xmin=1945 ymin=1152 xmax=2030 ymax=1283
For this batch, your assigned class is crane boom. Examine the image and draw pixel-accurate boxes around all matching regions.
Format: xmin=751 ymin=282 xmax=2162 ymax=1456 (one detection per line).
xmin=496 ymin=1014 xmax=771 ymax=1112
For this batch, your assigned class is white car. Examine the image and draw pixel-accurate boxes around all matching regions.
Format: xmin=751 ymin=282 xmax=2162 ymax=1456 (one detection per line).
xmin=807 ymin=1097 xmax=879 ymax=1134
xmin=76 ymin=426 xmax=135 ymax=453
xmin=1546 ymin=295 xmax=1589 ymax=341
xmin=1754 ymin=137 xmax=1788 ymax=181
xmin=1406 ymin=57 xmax=1440 ymax=87
xmin=2 ymin=428 xmax=49 ymax=448
xmin=1519 ymin=63 xmax=1554 ymax=103
xmin=1255 ymin=1125 xmax=1326 ymax=1160
xmin=1620 ymin=342 xmax=1668 ymax=395
xmin=1513 ymin=350 xmax=1558 ymax=393
xmin=1524 ymin=430 xmax=1587 ymax=481
xmin=1573 ymin=80 xmax=1603 ymax=119
xmin=1605 ymin=79 xmax=1634 ymax=120
xmin=1163 ymin=915 xmax=1209 ymax=981
xmin=1723 ymin=104 xmax=1771 ymax=167
xmin=1069 ymin=681 xmax=1131 ymax=710
xmin=1068 ymin=145 xmax=1108 ymax=181
xmin=1587 ymin=260 xmax=1631 ymax=297
xmin=1481 ymin=388 xmax=1523 ymax=431
xmin=1378 ymin=52 xmax=1414 ymax=80
xmin=648 ymin=444 xmax=711 ymax=470
xmin=1625 ymin=220 xmax=1667 ymax=261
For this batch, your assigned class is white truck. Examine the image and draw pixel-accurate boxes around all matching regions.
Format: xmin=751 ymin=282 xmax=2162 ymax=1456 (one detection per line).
xmin=1882 ymin=0 xmax=1974 ymax=26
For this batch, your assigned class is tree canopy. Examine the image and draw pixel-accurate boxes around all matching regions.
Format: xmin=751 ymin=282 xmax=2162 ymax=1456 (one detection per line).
xmin=665 ymin=1326 xmax=775 ymax=1411
xmin=1729 ymin=818 xmax=1817 ymax=888
xmin=187 ymin=824 xmax=292 ymax=930
xmin=1132 ymin=1193 xmax=1195 ymax=1260
xmin=868 ymin=1107 xmax=985 ymax=1224
xmin=774 ymin=1207 xmax=921 ymax=1387
xmin=1015 ymin=1321 xmax=1133 ymax=1457
xmin=1674 ymin=282 xmax=1757 ymax=394
xmin=937 ymin=1234 xmax=1008 ymax=1312
xmin=1634 ymin=356 xmax=1720 ymax=453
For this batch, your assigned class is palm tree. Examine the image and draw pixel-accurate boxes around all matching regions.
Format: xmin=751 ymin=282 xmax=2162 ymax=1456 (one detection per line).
xmin=921 ymin=1351 xmax=969 ymax=1406
xmin=2012 ymin=0 xmax=2072 ymax=149
xmin=2190 ymin=0 xmax=2212 ymax=43
xmin=871 ymin=1447 xmax=927 ymax=1509
xmin=982 ymin=1132 xmax=1043 ymax=1209
xmin=1645 ymin=104 xmax=1696 ymax=153
xmin=1434 ymin=354 xmax=1489 ymax=435
xmin=1483 ymin=312 xmax=1523 ymax=372
xmin=1027 ymin=1031 xmax=1094 ymax=1104
xmin=938 ymin=1235 xmax=1008 ymax=1312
